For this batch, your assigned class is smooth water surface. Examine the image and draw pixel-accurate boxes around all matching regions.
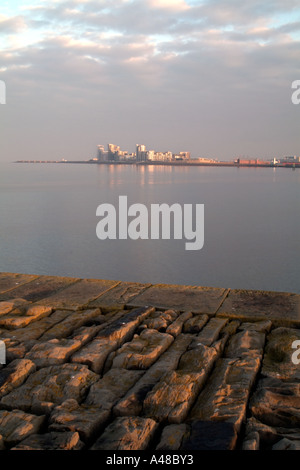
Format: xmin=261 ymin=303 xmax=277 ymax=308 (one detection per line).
xmin=0 ymin=162 xmax=299 ymax=294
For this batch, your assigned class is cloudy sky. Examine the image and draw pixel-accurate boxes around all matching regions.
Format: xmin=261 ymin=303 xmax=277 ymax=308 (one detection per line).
xmin=0 ymin=0 xmax=299 ymax=161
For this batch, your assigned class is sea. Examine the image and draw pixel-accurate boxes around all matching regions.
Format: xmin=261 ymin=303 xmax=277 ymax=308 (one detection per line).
xmin=0 ymin=161 xmax=299 ymax=294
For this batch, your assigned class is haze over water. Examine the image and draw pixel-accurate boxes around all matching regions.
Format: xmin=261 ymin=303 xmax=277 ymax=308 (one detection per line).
xmin=0 ymin=162 xmax=299 ymax=294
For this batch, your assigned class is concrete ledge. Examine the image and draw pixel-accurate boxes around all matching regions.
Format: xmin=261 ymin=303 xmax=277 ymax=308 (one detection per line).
xmin=0 ymin=272 xmax=300 ymax=451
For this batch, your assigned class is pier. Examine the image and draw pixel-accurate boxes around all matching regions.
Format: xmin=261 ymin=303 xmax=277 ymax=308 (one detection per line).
xmin=0 ymin=272 xmax=300 ymax=450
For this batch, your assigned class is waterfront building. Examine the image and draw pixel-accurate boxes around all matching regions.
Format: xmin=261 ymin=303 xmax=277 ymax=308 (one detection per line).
xmin=136 ymin=144 xmax=148 ymax=162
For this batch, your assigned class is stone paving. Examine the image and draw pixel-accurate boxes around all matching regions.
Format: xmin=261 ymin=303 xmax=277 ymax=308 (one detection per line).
xmin=0 ymin=272 xmax=300 ymax=451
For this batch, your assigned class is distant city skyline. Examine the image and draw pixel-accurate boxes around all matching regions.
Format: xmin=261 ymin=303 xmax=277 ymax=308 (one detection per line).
xmin=0 ymin=1 xmax=300 ymax=163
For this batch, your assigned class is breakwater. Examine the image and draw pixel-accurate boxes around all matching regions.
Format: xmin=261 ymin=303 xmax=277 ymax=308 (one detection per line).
xmin=0 ymin=272 xmax=300 ymax=450
xmin=15 ymin=160 xmax=300 ymax=168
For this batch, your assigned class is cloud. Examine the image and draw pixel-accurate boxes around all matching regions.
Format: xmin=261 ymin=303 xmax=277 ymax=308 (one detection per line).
xmin=0 ymin=14 xmax=27 ymax=34
xmin=148 ymin=0 xmax=190 ymax=11
xmin=0 ymin=0 xmax=299 ymax=161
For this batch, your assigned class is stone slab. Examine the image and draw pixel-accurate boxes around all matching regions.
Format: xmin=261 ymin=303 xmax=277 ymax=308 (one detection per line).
xmin=0 ymin=275 xmax=79 ymax=303
xmin=217 ymin=289 xmax=300 ymax=327
xmin=88 ymin=281 xmax=152 ymax=309
xmin=11 ymin=431 xmax=84 ymax=450
xmin=35 ymin=278 xmax=119 ymax=309
xmin=126 ymin=284 xmax=229 ymax=314
xmin=90 ymin=416 xmax=158 ymax=450
xmin=0 ymin=273 xmax=39 ymax=296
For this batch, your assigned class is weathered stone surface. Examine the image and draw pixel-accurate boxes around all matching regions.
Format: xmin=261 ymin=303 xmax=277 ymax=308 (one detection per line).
xmin=143 ymin=343 xmax=219 ymax=424
xmin=25 ymin=338 xmax=84 ymax=368
xmin=156 ymin=424 xmax=189 ymax=450
xmin=0 ymin=273 xmax=39 ymax=296
xmin=127 ymin=284 xmax=229 ymax=314
xmin=49 ymin=399 xmax=110 ymax=442
xmin=35 ymin=278 xmax=119 ymax=309
xmin=140 ymin=309 xmax=178 ymax=332
xmin=5 ymin=342 xmax=29 ymax=362
xmin=166 ymin=311 xmax=193 ymax=337
xmin=89 ymin=281 xmax=151 ymax=309
xmin=242 ymin=431 xmax=260 ymax=450
xmin=0 ymin=359 xmax=36 ymax=398
xmin=0 ymin=275 xmax=79 ymax=303
xmin=217 ymin=289 xmax=300 ymax=327
xmin=71 ymin=307 xmax=154 ymax=373
xmin=11 ymin=431 xmax=84 ymax=450
xmin=71 ymin=337 xmax=117 ymax=374
xmin=239 ymin=320 xmax=272 ymax=333
xmin=192 ymin=317 xmax=228 ymax=346
xmin=1 ymin=272 xmax=300 ymax=451
xmin=0 ymin=409 xmax=45 ymax=446
xmin=39 ymin=308 xmax=102 ymax=340
xmin=113 ymin=334 xmax=193 ymax=417
xmin=189 ymin=356 xmax=261 ymax=432
xmin=183 ymin=314 xmax=209 ymax=334
xmin=272 ymin=438 xmax=300 ymax=450
xmin=0 ymin=299 xmax=28 ymax=316
xmin=0 ymin=305 xmax=52 ymax=329
xmin=245 ymin=416 xmax=300 ymax=449
xmin=261 ymin=327 xmax=300 ymax=381
xmin=224 ymin=329 xmax=265 ymax=359
xmin=90 ymin=417 xmax=158 ymax=450
xmin=3 ymin=309 xmax=72 ymax=343
xmin=111 ymin=328 xmax=174 ymax=370
xmin=85 ymin=368 xmax=144 ymax=408
xmin=0 ymin=364 xmax=99 ymax=414
xmin=249 ymin=377 xmax=300 ymax=428
xmin=181 ymin=420 xmax=237 ymax=450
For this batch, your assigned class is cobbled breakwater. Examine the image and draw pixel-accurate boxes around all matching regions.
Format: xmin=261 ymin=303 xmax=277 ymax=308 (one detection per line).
xmin=0 ymin=272 xmax=300 ymax=451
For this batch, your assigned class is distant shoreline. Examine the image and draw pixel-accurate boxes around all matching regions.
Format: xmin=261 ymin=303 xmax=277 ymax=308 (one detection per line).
xmin=14 ymin=159 xmax=300 ymax=168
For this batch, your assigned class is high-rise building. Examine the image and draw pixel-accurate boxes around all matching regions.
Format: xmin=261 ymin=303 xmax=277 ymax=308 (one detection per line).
xmin=108 ymin=143 xmax=121 ymax=161
xmin=136 ymin=144 xmax=147 ymax=162
xmin=97 ymin=145 xmax=108 ymax=161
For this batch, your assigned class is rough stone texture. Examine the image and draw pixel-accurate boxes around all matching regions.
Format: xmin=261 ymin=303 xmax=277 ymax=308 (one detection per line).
xmin=11 ymin=431 xmax=84 ymax=450
xmin=143 ymin=343 xmax=220 ymax=423
xmin=249 ymin=377 xmax=300 ymax=428
xmin=0 ymin=410 xmax=45 ymax=447
xmin=49 ymin=399 xmax=110 ymax=443
xmin=39 ymin=308 xmax=102 ymax=340
xmin=71 ymin=307 xmax=154 ymax=373
xmin=25 ymin=338 xmax=84 ymax=368
xmin=183 ymin=314 xmax=209 ymax=334
xmin=0 ymin=305 xmax=52 ymax=329
xmin=0 ymin=299 xmax=28 ymax=316
xmin=193 ymin=317 xmax=228 ymax=346
xmin=261 ymin=327 xmax=300 ymax=381
xmin=111 ymin=328 xmax=174 ymax=370
xmin=166 ymin=311 xmax=193 ymax=337
xmin=189 ymin=356 xmax=262 ymax=433
xmin=113 ymin=334 xmax=193 ymax=417
xmin=0 ymin=359 xmax=36 ymax=398
xmin=0 ymin=272 xmax=300 ymax=451
xmin=90 ymin=417 xmax=158 ymax=450
xmin=140 ymin=309 xmax=178 ymax=332
xmin=0 ymin=363 xmax=99 ymax=414
xmin=155 ymin=424 xmax=189 ymax=450
xmin=217 ymin=289 xmax=300 ymax=327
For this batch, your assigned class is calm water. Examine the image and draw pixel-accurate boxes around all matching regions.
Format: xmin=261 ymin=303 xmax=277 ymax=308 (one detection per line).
xmin=0 ymin=162 xmax=299 ymax=294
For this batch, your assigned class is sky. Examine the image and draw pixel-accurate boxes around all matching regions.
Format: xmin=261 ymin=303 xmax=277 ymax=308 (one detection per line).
xmin=0 ymin=0 xmax=299 ymax=161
